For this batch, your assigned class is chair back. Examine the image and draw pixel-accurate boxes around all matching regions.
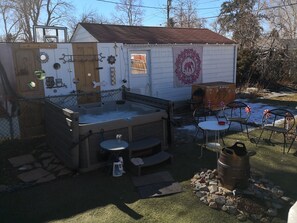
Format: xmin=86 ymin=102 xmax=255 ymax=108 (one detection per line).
xmin=262 ymin=108 xmax=295 ymax=132
xmin=224 ymin=101 xmax=251 ymax=121
xmin=193 ymin=107 xmax=215 ymax=125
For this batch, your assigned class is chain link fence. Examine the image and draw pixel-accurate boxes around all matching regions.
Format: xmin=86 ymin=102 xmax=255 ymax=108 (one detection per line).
xmin=0 ymin=89 xmax=123 ymax=142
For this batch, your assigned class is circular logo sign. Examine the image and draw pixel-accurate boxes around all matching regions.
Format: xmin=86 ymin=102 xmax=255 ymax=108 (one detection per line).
xmin=175 ymin=49 xmax=201 ymax=85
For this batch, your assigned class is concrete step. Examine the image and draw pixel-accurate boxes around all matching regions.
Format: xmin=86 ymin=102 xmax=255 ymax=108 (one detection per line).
xmin=128 ymin=137 xmax=161 ymax=158
xmin=130 ymin=151 xmax=173 ymax=176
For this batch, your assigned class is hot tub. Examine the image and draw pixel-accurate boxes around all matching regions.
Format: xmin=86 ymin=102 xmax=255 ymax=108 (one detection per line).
xmin=45 ymin=93 xmax=172 ymax=172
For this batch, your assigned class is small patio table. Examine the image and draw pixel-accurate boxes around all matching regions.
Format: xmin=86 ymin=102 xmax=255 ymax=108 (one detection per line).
xmin=100 ymin=139 xmax=129 ymax=176
xmin=198 ymin=120 xmax=229 ymax=159
xmin=100 ymin=139 xmax=129 ymax=161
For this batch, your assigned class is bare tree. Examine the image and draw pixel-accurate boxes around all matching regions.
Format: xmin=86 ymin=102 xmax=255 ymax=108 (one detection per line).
xmin=265 ymin=0 xmax=297 ymax=39
xmin=112 ymin=0 xmax=144 ymax=26
xmin=0 ymin=0 xmax=21 ymax=41
xmin=0 ymin=0 xmax=74 ymax=42
xmin=68 ymin=8 xmax=110 ymax=37
xmin=172 ymin=0 xmax=205 ymax=28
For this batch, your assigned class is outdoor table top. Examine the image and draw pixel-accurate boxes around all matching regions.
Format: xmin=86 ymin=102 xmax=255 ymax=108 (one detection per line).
xmin=198 ymin=120 xmax=229 ymax=131
xmin=100 ymin=139 xmax=129 ymax=151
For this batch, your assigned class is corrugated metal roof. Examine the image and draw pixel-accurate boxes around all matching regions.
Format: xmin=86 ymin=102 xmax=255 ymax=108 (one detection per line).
xmin=79 ymin=23 xmax=236 ymax=45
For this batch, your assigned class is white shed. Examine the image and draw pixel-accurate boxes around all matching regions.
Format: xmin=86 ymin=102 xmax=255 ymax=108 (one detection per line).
xmin=71 ymin=23 xmax=237 ymax=102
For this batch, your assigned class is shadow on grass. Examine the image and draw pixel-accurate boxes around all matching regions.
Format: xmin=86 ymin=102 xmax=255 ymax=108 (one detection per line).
xmin=0 ymin=128 xmax=295 ymax=223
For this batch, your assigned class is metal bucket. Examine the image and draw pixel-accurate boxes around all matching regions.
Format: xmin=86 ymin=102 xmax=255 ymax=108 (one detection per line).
xmin=217 ymin=142 xmax=256 ymax=190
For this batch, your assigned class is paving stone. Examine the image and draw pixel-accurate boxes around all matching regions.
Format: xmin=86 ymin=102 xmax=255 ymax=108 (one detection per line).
xmin=18 ymin=164 xmax=33 ymax=171
xmin=8 ymin=154 xmax=36 ymax=167
xmin=17 ymin=168 xmax=50 ymax=183
xmin=53 ymin=164 xmax=65 ymax=171
xmin=39 ymin=152 xmax=54 ymax=159
xmin=42 ymin=157 xmax=54 ymax=167
xmin=57 ymin=168 xmax=72 ymax=176
xmin=34 ymin=162 xmax=42 ymax=168
xmin=46 ymin=164 xmax=58 ymax=171
xmin=36 ymin=174 xmax=56 ymax=184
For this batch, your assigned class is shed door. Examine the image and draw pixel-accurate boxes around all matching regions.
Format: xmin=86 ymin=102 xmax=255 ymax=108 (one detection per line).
xmin=128 ymin=51 xmax=151 ymax=96
xmin=72 ymin=43 xmax=100 ymax=104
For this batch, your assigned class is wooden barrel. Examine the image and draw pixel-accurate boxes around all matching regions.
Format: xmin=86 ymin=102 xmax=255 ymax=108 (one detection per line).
xmin=217 ymin=142 xmax=253 ymax=190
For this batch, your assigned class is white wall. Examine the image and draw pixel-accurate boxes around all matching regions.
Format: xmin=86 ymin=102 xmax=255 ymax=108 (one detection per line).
xmin=202 ymin=45 xmax=236 ymax=83
xmin=71 ymin=25 xmax=98 ymax=42
xmin=90 ymin=43 xmax=237 ymax=102
xmin=40 ymin=43 xmax=76 ymax=97
xmin=97 ymin=43 xmax=126 ymax=92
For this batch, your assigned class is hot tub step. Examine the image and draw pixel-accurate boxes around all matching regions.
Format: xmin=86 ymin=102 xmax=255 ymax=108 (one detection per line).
xmin=130 ymin=151 xmax=173 ymax=176
xmin=128 ymin=137 xmax=161 ymax=158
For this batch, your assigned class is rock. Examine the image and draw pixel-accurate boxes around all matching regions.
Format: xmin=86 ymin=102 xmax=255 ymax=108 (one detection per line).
xmin=281 ymin=196 xmax=291 ymax=203
xmin=221 ymin=205 xmax=228 ymax=212
xmin=208 ymin=180 xmax=217 ymax=185
xmin=209 ymin=201 xmax=218 ymax=209
xmin=200 ymin=196 xmax=209 ymax=205
xmin=208 ymin=185 xmax=218 ymax=194
xmin=260 ymin=217 xmax=270 ymax=223
xmin=208 ymin=173 xmax=215 ymax=179
xmin=212 ymin=169 xmax=217 ymax=175
xmin=195 ymin=191 xmax=205 ymax=198
xmin=236 ymin=213 xmax=248 ymax=222
xmin=226 ymin=206 xmax=237 ymax=215
xmin=250 ymin=214 xmax=262 ymax=221
xmin=18 ymin=164 xmax=33 ymax=171
xmin=197 ymin=184 xmax=208 ymax=192
xmin=266 ymin=208 xmax=278 ymax=217
xmin=199 ymin=178 xmax=206 ymax=183
xmin=225 ymin=198 xmax=235 ymax=206
xmin=215 ymin=196 xmax=226 ymax=206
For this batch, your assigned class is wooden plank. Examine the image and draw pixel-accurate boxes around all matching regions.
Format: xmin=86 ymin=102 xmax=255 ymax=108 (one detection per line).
xmin=72 ymin=43 xmax=100 ymax=104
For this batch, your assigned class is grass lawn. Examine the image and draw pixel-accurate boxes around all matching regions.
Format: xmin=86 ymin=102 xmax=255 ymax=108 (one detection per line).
xmin=0 ymin=96 xmax=296 ymax=223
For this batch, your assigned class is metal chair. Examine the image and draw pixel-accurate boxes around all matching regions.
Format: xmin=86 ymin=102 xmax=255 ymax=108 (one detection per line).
xmin=223 ymin=101 xmax=252 ymax=138
xmin=256 ymin=108 xmax=295 ymax=154
xmin=192 ymin=107 xmax=216 ymax=141
xmin=286 ymin=125 xmax=297 ymax=154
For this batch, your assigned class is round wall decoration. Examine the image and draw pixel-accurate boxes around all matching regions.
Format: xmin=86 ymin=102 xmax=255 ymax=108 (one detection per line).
xmin=39 ymin=52 xmax=49 ymax=63
xmin=53 ymin=62 xmax=61 ymax=70
xmin=107 ymin=55 xmax=116 ymax=64
xmin=175 ymin=49 xmax=201 ymax=85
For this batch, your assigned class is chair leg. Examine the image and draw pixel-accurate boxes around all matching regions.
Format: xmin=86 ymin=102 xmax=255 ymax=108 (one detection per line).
xmin=245 ymin=124 xmax=250 ymax=139
xmin=268 ymin=131 xmax=274 ymax=141
xmin=283 ymin=134 xmax=286 ymax=154
xmin=256 ymin=129 xmax=265 ymax=146
xmin=287 ymin=135 xmax=296 ymax=153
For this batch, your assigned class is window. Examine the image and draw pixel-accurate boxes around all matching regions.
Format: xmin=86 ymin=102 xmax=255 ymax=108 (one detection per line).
xmin=130 ymin=53 xmax=147 ymax=75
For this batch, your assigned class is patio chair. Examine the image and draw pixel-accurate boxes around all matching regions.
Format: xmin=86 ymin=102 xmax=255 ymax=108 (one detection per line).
xmin=223 ymin=101 xmax=252 ymax=138
xmin=286 ymin=125 xmax=297 ymax=154
xmin=192 ymin=107 xmax=216 ymax=141
xmin=256 ymin=108 xmax=295 ymax=154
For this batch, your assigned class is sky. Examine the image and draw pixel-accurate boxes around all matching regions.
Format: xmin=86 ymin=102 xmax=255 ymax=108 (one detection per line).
xmin=72 ymin=0 xmax=225 ymax=28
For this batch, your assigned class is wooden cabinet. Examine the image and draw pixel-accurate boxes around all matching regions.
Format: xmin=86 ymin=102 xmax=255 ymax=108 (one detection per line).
xmin=192 ymin=82 xmax=236 ymax=110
